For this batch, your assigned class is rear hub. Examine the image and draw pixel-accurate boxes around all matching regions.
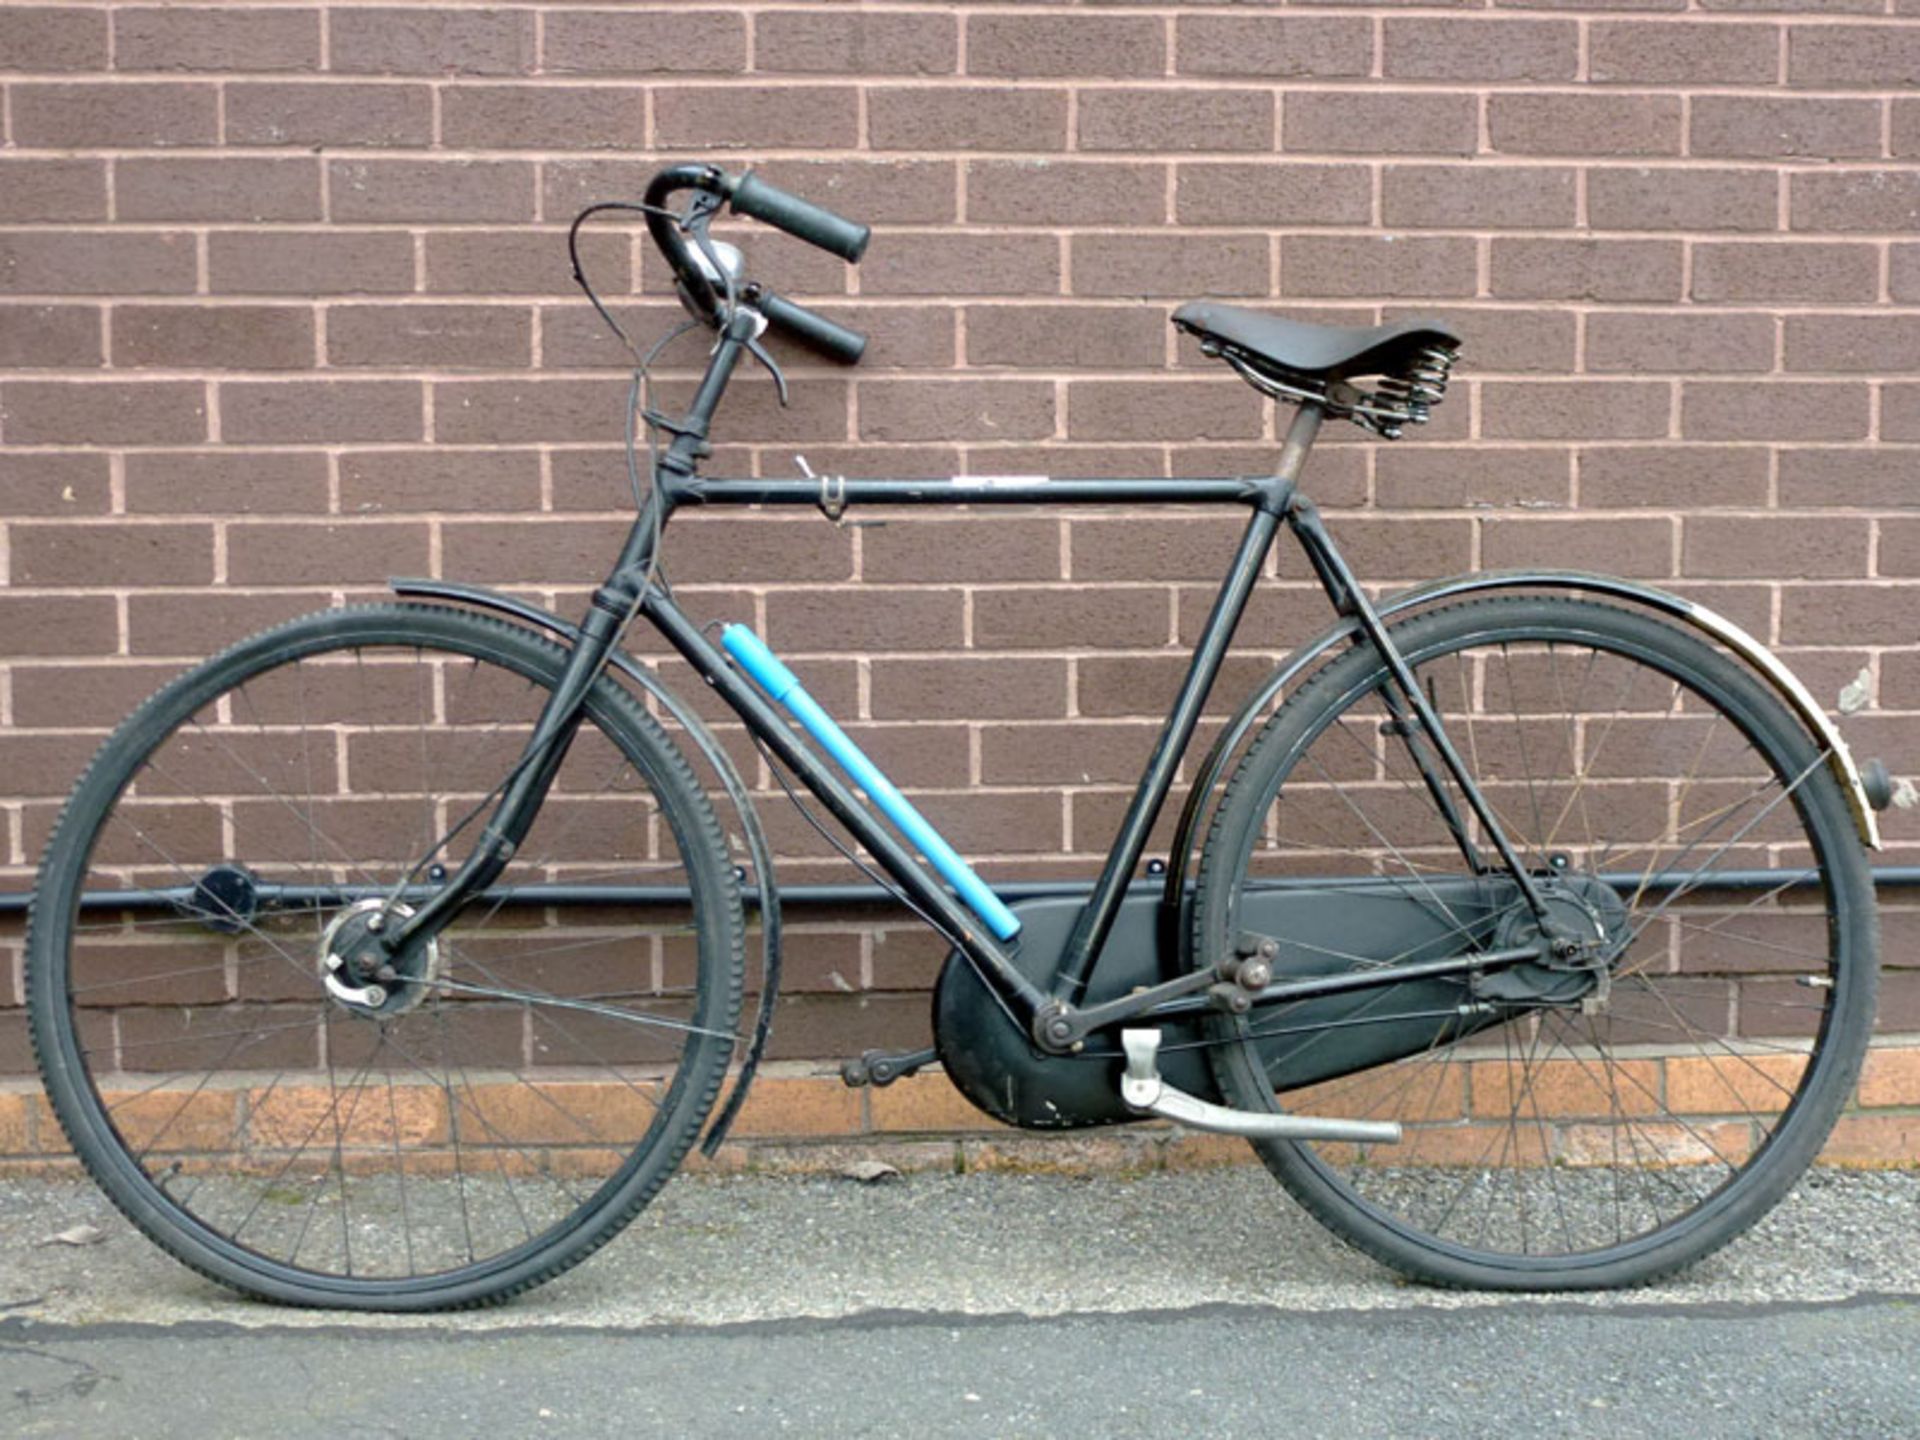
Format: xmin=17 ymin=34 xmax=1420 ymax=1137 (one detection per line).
xmin=1476 ymin=878 xmax=1628 ymax=1008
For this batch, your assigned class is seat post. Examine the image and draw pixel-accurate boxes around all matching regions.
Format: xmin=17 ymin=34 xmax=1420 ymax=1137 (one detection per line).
xmin=1257 ymin=402 xmax=1323 ymax=515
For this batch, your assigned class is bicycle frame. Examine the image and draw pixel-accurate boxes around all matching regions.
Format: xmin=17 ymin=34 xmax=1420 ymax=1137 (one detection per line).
xmin=387 ymin=309 xmax=1562 ymax=1056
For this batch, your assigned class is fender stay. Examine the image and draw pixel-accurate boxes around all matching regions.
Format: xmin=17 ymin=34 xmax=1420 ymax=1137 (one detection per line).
xmin=390 ymin=577 xmax=778 ymax=1155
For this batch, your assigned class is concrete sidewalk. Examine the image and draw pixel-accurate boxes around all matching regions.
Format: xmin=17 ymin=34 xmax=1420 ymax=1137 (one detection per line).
xmin=3 ymin=1168 xmax=1919 ymax=1438
xmin=1 ymin=1165 xmax=1916 ymax=1329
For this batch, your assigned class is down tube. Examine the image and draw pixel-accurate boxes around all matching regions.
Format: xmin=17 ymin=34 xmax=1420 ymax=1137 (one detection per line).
xmin=639 ymin=590 xmax=1049 ymax=1019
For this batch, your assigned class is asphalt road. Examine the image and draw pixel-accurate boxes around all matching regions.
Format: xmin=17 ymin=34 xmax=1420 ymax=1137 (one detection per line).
xmin=6 ymin=1298 xmax=1918 ymax=1438
xmin=2 ymin=1167 xmax=1917 ymax=1437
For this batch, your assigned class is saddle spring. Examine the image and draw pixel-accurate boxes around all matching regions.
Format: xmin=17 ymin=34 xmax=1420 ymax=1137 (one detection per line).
xmin=1350 ymin=344 xmax=1460 ymax=440
xmin=1215 ymin=342 xmax=1461 ymax=441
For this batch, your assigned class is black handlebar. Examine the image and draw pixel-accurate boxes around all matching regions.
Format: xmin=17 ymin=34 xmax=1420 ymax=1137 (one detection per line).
xmin=751 ymin=287 xmax=868 ymax=365
xmin=642 ymin=162 xmax=731 ymax=321
xmin=729 ymin=173 xmax=871 ymax=264
xmin=637 ymin=163 xmax=870 ymax=364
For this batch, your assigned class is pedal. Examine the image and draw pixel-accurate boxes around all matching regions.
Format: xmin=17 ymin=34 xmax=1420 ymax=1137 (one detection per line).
xmin=1119 ymin=1030 xmax=1403 ymax=1145
xmin=841 ymin=1045 xmax=937 ymax=1089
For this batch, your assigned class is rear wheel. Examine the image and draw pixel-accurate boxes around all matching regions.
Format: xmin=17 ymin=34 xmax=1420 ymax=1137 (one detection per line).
xmin=1192 ymin=596 xmax=1876 ymax=1290
xmin=28 ymin=604 xmax=744 ymax=1310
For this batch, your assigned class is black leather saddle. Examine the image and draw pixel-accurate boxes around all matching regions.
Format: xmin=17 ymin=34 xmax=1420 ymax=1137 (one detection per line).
xmin=1173 ymin=302 xmax=1462 ymax=437
xmin=1173 ymin=302 xmax=1461 ymax=383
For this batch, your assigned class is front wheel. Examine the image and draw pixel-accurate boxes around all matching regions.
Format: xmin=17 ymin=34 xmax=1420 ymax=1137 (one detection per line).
xmin=28 ymin=604 xmax=745 ymax=1310
xmin=1192 ymin=596 xmax=1876 ymax=1290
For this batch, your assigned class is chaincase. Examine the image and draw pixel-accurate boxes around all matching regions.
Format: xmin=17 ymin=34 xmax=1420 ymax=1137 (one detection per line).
xmin=933 ymin=877 xmax=1544 ymax=1131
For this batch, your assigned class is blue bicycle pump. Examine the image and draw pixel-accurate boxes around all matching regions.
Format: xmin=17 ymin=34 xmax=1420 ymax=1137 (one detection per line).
xmin=720 ymin=625 xmax=1022 ymax=941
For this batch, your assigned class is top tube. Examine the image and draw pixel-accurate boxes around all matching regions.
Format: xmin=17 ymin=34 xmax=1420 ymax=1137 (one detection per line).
xmin=671 ymin=475 xmax=1277 ymax=508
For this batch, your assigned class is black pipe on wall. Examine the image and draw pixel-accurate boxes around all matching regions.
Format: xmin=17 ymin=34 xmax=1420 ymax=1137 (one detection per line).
xmin=2 ymin=866 xmax=1915 ymax=917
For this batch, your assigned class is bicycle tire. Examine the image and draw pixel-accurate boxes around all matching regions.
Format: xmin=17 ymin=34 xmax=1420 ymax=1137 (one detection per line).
xmin=1191 ymin=596 xmax=1876 ymax=1290
xmin=28 ymin=603 xmax=745 ymax=1310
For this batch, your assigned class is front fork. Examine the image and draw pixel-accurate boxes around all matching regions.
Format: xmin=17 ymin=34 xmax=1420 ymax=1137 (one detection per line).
xmin=382 ymin=310 xmax=761 ymax=958
xmin=384 ymin=593 xmax=629 ymax=955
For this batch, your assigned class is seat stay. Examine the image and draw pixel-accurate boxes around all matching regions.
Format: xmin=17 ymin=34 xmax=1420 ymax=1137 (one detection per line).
xmin=1288 ymin=500 xmax=1559 ymax=929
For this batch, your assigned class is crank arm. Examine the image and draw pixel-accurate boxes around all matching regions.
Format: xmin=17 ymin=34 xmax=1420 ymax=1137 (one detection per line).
xmin=1037 ymin=966 xmax=1224 ymax=1049
xmin=1120 ymin=1030 xmax=1402 ymax=1144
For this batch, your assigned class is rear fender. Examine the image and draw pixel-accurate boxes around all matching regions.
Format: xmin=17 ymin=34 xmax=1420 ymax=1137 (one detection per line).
xmin=1162 ymin=569 xmax=1883 ymax=964
xmin=390 ymin=578 xmax=777 ymax=1155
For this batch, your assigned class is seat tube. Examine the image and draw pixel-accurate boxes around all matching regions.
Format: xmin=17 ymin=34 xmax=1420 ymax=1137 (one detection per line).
xmin=1051 ymin=405 xmax=1322 ymax=998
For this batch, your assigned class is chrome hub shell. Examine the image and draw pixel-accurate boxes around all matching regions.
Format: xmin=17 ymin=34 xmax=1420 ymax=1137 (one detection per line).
xmin=318 ymin=898 xmax=440 ymax=1017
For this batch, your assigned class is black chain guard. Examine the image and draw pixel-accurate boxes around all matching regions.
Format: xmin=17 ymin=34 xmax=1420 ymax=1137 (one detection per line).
xmin=933 ymin=877 xmax=1550 ymax=1131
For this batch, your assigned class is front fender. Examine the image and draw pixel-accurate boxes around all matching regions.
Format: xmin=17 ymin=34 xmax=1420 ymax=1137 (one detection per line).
xmin=390 ymin=577 xmax=778 ymax=1155
xmin=1163 ymin=569 xmax=1883 ymax=932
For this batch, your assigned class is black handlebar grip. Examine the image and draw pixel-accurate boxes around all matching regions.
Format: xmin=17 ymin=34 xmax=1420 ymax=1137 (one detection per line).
xmin=756 ymin=290 xmax=868 ymax=365
xmin=730 ymin=173 xmax=871 ymax=264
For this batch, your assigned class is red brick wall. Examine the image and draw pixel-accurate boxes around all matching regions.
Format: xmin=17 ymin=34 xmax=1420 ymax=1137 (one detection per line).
xmin=1 ymin=1 xmax=1916 ymax=1085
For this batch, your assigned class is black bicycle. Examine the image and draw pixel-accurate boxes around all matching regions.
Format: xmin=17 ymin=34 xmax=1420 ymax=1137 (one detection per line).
xmin=28 ymin=164 xmax=1888 ymax=1310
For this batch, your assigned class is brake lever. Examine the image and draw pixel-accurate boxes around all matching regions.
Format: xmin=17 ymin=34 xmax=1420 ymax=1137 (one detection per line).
xmin=680 ymin=189 xmax=725 ymax=232
xmin=745 ymin=335 xmax=790 ymax=407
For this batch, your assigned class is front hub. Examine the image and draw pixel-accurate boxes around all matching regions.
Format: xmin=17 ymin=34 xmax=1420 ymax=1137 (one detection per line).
xmin=318 ymin=899 xmax=440 ymax=1018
